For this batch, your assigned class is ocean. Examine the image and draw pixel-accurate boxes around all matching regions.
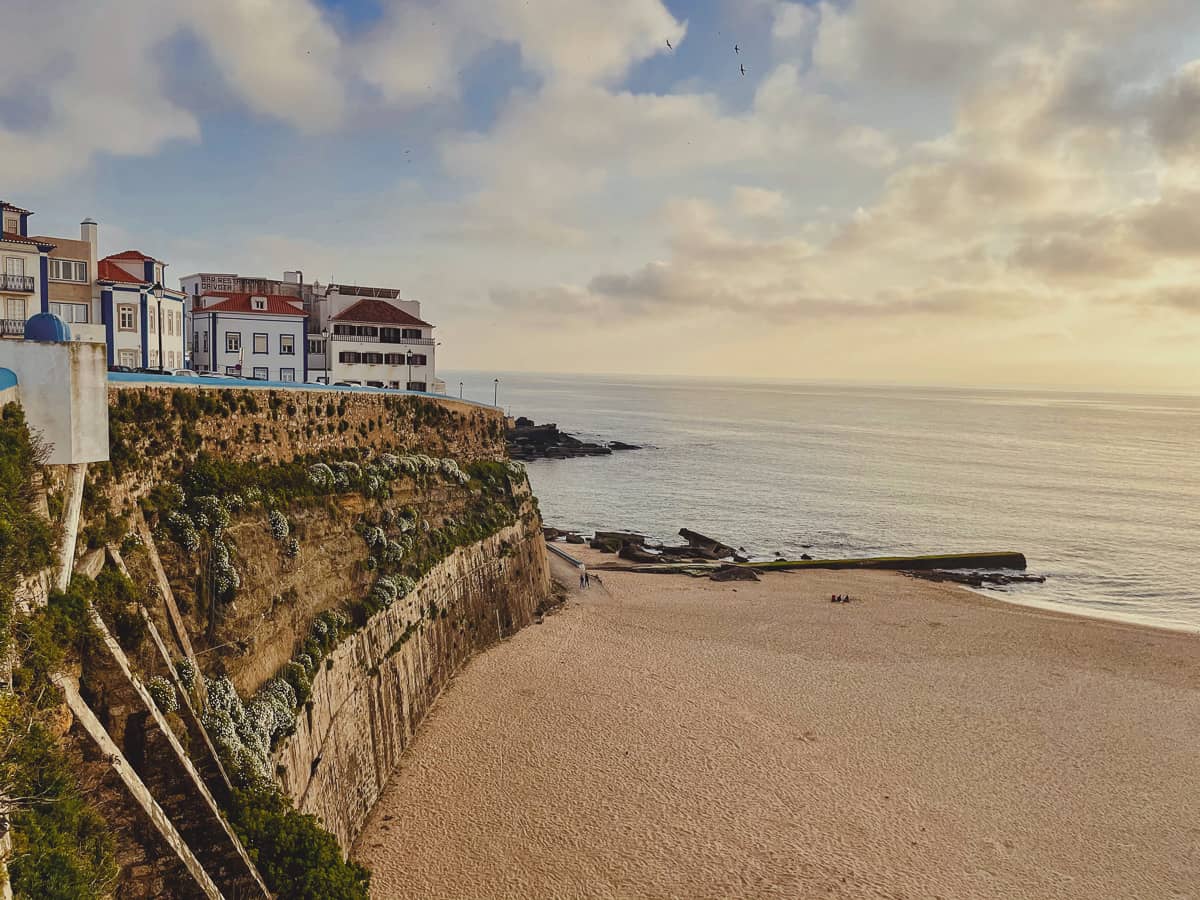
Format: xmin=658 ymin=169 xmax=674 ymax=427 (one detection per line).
xmin=447 ymin=372 xmax=1200 ymax=632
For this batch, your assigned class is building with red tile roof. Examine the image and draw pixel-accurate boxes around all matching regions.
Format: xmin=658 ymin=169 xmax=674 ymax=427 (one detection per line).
xmin=191 ymin=292 xmax=308 ymax=381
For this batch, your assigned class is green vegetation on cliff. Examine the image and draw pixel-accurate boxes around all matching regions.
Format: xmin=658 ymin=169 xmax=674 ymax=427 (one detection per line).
xmin=229 ymin=788 xmax=370 ymax=900
xmin=0 ymin=404 xmax=56 ymax=657
xmin=0 ymin=405 xmax=119 ymax=899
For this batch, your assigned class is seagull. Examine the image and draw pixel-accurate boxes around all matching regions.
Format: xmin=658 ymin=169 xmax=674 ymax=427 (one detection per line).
xmin=740 ymin=63 xmax=746 ymax=76
xmin=666 ymin=38 xmax=673 ymax=50
xmin=735 ymin=44 xmax=740 ymax=54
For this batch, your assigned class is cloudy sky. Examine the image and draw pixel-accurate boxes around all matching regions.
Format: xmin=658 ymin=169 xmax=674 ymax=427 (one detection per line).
xmin=4 ymin=0 xmax=1200 ymax=392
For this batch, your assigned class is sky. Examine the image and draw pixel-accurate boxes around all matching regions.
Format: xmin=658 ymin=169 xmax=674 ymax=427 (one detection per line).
xmin=3 ymin=0 xmax=1200 ymax=392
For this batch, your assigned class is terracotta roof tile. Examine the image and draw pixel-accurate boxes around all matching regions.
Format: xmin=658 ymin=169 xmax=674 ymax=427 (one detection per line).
xmin=198 ymin=293 xmax=307 ymax=317
xmin=106 ymin=249 xmax=160 ymax=263
xmin=331 ymin=298 xmax=431 ymax=327
xmin=97 ymin=259 xmax=146 ymax=284
xmin=2 ymin=231 xmax=54 ymax=249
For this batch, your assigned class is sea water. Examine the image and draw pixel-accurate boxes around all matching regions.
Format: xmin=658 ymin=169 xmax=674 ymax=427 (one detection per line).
xmin=449 ymin=372 xmax=1200 ymax=632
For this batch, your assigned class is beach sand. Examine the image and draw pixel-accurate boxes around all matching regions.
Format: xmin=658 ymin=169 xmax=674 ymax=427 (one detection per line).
xmin=354 ymin=546 xmax=1200 ymax=899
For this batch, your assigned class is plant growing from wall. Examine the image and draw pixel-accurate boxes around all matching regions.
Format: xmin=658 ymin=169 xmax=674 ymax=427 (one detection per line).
xmin=147 ymin=676 xmax=178 ymax=714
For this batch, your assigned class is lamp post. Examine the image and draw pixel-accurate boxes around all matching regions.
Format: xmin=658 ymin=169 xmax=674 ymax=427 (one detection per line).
xmin=493 ymin=377 xmax=500 ymax=407
xmin=406 ymin=351 xmax=414 ymax=391
xmin=459 ymin=381 xmax=464 ymax=398
xmin=321 ymin=326 xmax=329 ymax=385
xmin=151 ymin=281 xmax=164 ymax=371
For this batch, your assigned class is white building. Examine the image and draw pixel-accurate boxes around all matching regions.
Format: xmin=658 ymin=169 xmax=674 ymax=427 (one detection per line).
xmin=307 ymin=287 xmax=439 ymax=391
xmin=98 ymin=251 xmax=187 ymax=370
xmin=2 ymin=201 xmax=55 ymax=338
xmin=190 ymin=292 xmax=308 ymax=381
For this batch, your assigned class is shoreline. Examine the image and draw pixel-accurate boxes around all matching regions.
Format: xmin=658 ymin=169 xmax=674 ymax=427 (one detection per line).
xmin=551 ymin=527 xmax=1200 ymax=637
xmin=355 ymin=544 xmax=1200 ymax=899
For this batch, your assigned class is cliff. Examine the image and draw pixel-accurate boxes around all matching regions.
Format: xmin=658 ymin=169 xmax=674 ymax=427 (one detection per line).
xmin=1 ymin=385 xmax=553 ymax=899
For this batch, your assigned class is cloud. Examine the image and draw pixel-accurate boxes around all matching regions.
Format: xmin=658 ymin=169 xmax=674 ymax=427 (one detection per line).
xmin=732 ymin=187 xmax=786 ymax=219
xmin=359 ymin=0 xmax=685 ymax=104
xmin=0 ymin=0 xmax=344 ymax=187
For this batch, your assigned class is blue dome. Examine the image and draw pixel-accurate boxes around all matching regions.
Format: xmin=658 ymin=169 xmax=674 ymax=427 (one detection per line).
xmin=23 ymin=313 xmax=71 ymax=342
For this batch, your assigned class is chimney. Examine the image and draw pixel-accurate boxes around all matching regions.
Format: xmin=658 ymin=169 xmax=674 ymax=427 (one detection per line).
xmin=81 ymin=218 xmax=99 ymax=309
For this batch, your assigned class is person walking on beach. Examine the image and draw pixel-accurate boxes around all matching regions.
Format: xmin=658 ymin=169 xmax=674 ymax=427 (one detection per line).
xmin=580 ymin=568 xmax=587 ymax=590
xmin=585 ymin=571 xmax=591 ymax=589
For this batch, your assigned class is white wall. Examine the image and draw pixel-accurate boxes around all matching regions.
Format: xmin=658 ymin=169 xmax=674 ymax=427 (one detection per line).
xmin=0 ymin=339 xmax=109 ymax=464
xmin=193 ymin=312 xmax=305 ymax=380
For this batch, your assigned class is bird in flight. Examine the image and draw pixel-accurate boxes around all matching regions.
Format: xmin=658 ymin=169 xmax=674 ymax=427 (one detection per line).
xmin=666 ymin=38 xmax=673 ymax=50
xmin=740 ymin=63 xmax=746 ymax=76
xmin=735 ymin=44 xmax=740 ymax=54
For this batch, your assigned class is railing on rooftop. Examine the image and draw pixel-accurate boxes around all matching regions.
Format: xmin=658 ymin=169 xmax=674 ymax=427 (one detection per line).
xmin=0 ymin=274 xmax=35 ymax=293
xmin=328 ymin=333 xmax=435 ymax=346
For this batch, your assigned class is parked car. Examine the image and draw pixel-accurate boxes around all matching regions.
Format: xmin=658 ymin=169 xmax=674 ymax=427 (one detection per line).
xmin=108 ymin=365 xmax=134 ymax=373
xmin=167 ymin=368 xmax=193 ymax=377
xmin=134 ymin=366 xmax=170 ymax=375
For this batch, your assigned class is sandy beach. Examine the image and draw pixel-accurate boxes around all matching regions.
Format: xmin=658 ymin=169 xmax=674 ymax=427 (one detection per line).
xmin=354 ymin=546 xmax=1200 ymax=899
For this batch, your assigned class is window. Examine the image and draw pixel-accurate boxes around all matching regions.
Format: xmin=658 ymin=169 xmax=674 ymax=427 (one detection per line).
xmin=409 ymin=354 xmax=427 ymax=366
xmin=119 ymin=350 xmax=138 ymax=367
xmin=192 ymin=333 xmax=199 ymax=354
xmin=3 ymin=217 xmax=18 ymax=233
xmin=338 ymin=351 xmax=362 ymax=364
xmin=280 ymin=334 xmax=295 ymax=355
xmin=384 ymin=353 xmax=403 ymax=365
xmin=4 ymin=257 xmax=25 ymax=277
xmin=226 ymin=332 xmax=241 ymax=352
xmin=366 ymin=380 xmax=385 ymax=388
xmin=48 ymin=259 xmax=87 ymax=282
xmin=148 ymin=310 xmax=156 ymax=333
xmin=118 ymin=305 xmax=136 ymax=331
xmin=388 ymin=381 xmax=401 ymax=389
xmin=363 ymin=352 xmax=384 ymax=364
xmin=49 ymin=302 xmax=89 ymax=323
xmin=280 ymin=368 xmax=295 ymax=382
xmin=5 ymin=297 xmax=26 ymax=320
xmin=307 ymin=338 xmax=324 ymax=354
xmin=202 ymin=331 xmax=209 ymax=352
xmin=225 ymin=366 xmax=240 ymax=375
xmin=402 ymin=328 xmax=422 ymax=340
xmin=252 ymin=297 xmax=266 ymax=310
xmin=166 ymin=310 xmax=174 ymax=337
xmin=252 ymin=367 xmax=268 ymax=380
xmin=407 ymin=381 xmax=427 ymax=392
xmin=253 ymin=333 xmax=268 ymax=354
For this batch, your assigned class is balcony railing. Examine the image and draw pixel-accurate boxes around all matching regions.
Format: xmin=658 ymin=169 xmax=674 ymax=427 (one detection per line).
xmin=328 ymin=333 xmax=435 ymax=346
xmin=0 ymin=274 xmax=35 ymax=293
xmin=1 ymin=319 xmax=26 ymax=337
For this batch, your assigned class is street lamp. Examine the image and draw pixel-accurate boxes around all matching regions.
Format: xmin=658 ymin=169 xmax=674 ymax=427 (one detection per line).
xmin=406 ymin=350 xmax=414 ymax=391
xmin=459 ymin=381 xmax=464 ymax=398
xmin=493 ymin=377 xmax=500 ymax=407
xmin=321 ymin=326 xmax=329 ymax=385
xmin=151 ymin=281 xmax=164 ymax=371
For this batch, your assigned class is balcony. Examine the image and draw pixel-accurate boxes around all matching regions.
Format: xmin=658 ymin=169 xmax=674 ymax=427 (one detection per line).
xmin=0 ymin=274 xmax=35 ymax=293
xmin=1 ymin=319 xmax=25 ymax=337
xmin=328 ymin=332 xmax=435 ymax=346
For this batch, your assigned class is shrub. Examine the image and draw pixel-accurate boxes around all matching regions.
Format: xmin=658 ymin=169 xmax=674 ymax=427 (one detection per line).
xmin=286 ymin=537 xmax=300 ymax=558
xmin=165 ymin=510 xmax=200 ymax=553
xmin=269 ymin=509 xmax=290 ymax=540
xmin=228 ymin=788 xmax=370 ymax=900
xmin=176 ymin=656 xmax=197 ymax=692
xmin=147 ymin=676 xmax=178 ymax=714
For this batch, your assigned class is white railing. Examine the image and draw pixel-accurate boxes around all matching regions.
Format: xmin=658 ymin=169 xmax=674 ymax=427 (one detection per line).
xmin=0 ymin=274 xmax=34 ymax=292
xmin=328 ymin=333 xmax=435 ymax=346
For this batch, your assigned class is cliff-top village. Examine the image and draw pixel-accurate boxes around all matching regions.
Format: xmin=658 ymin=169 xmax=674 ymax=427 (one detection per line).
xmin=1 ymin=198 xmax=443 ymax=393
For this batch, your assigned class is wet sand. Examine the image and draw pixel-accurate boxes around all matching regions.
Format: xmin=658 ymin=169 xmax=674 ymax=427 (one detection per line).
xmin=354 ymin=547 xmax=1200 ymax=899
